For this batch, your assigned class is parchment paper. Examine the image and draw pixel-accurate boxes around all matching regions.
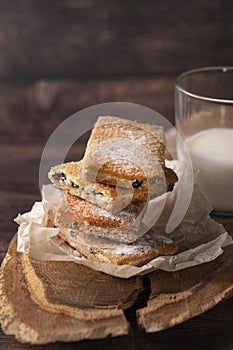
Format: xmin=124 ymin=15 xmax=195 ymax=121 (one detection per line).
xmin=16 ymin=160 xmax=233 ymax=278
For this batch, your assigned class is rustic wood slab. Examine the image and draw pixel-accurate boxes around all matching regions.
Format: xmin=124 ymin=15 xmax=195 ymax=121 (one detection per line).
xmin=0 ymin=235 xmax=144 ymax=344
xmin=137 ymin=222 xmax=233 ymax=332
xmin=22 ymin=248 xmax=144 ymax=312
xmin=137 ymin=243 xmax=233 ymax=333
xmin=1 ymin=224 xmax=233 ymax=345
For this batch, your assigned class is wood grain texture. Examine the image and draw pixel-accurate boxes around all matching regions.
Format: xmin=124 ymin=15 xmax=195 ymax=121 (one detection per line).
xmin=0 ymin=0 xmax=232 ymax=80
xmin=1 ymin=227 xmax=233 ymax=345
xmin=137 ymin=241 xmax=233 ymax=333
xmin=23 ymin=250 xmax=144 ymax=311
xmin=0 ymin=236 xmax=131 ymax=344
xmin=0 ymin=77 xmax=174 ymax=144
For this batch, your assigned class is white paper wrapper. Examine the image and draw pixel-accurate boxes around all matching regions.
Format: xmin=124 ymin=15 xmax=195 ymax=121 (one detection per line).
xmin=15 ymin=160 xmax=232 ymax=279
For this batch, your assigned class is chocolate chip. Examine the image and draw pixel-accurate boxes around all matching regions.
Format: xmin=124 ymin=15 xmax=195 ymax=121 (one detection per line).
xmin=132 ymin=180 xmax=143 ymax=188
xmin=89 ymin=247 xmax=97 ymax=255
xmin=52 ymin=172 xmax=66 ymax=182
xmin=71 ymin=181 xmax=79 ymax=188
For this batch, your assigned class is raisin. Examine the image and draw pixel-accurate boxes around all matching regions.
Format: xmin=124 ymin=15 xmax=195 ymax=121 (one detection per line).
xmin=89 ymin=247 xmax=97 ymax=255
xmin=167 ymin=183 xmax=174 ymax=192
xmin=52 ymin=172 xmax=66 ymax=182
xmin=93 ymin=190 xmax=103 ymax=196
xmin=69 ymin=230 xmax=76 ymax=238
xmin=132 ymin=180 xmax=143 ymax=188
xmin=71 ymin=221 xmax=79 ymax=228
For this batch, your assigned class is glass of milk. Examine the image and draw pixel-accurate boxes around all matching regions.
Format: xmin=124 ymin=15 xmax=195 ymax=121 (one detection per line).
xmin=175 ymin=66 xmax=233 ymax=217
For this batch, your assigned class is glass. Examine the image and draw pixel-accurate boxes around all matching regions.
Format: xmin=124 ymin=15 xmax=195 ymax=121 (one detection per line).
xmin=175 ymin=66 xmax=233 ymax=217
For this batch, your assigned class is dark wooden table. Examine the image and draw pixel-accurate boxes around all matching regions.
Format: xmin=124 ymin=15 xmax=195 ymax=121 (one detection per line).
xmin=0 ymin=1 xmax=233 ymax=349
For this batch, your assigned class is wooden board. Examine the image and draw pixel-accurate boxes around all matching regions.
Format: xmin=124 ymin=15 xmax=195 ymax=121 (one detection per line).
xmin=138 ymin=243 xmax=233 ymax=332
xmin=0 ymin=224 xmax=233 ymax=345
xmin=0 ymin=235 xmax=143 ymax=344
xmin=0 ymin=1 xmax=232 ymax=80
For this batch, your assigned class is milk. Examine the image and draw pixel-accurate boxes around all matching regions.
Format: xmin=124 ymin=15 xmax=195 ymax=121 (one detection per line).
xmin=186 ymin=128 xmax=233 ymax=212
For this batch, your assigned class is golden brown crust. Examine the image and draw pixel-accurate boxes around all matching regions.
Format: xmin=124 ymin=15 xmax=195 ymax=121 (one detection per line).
xmin=48 ymin=160 xmax=177 ymax=209
xmin=46 ymin=116 xmax=179 ymax=267
xmin=48 ymin=161 xmax=149 ymax=211
xmin=58 ymin=228 xmax=178 ymax=266
xmin=48 ymin=161 xmax=117 ymax=197
xmin=64 ymin=191 xmax=147 ymax=229
xmin=81 ymin=116 xmax=166 ymax=185
xmin=54 ymin=202 xmax=145 ymax=244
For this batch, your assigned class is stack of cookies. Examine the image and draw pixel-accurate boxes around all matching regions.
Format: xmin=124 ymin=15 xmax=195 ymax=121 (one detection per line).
xmin=48 ymin=116 xmax=178 ymax=266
